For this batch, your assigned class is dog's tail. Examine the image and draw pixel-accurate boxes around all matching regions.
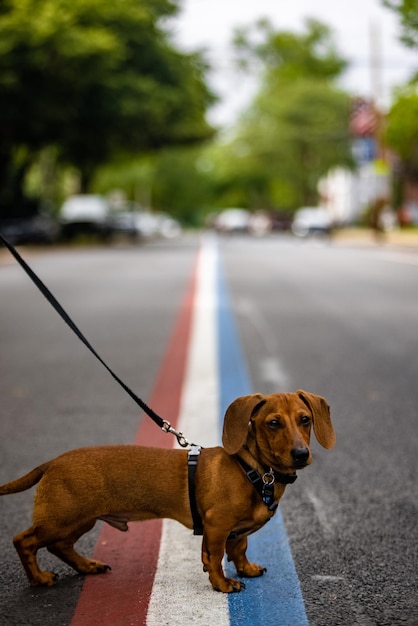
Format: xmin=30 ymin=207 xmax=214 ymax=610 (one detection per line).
xmin=0 ymin=464 xmax=47 ymax=495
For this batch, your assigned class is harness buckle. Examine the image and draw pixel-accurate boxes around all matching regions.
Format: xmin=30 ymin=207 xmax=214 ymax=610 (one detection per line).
xmin=161 ymin=420 xmax=190 ymax=448
xmin=246 ymin=469 xmax=262 ymax=485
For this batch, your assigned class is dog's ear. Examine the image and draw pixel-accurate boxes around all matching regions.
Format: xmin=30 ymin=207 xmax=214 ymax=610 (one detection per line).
xmin=222 ymin=394 xmax=266 ymax=454
xmin=297 ymin=390 xmax=336 ymax=449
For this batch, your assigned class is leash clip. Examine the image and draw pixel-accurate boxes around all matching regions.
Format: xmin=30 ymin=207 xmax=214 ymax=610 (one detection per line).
xmin=161 ymin=420 xmax=190 ymax=448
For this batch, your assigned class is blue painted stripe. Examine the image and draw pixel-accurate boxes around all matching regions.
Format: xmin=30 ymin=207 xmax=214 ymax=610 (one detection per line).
xmin=216 ymin=251 xmax=309 ymax=626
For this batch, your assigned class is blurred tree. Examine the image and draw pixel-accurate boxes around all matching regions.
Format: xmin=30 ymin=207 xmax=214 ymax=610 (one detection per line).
xmin=382 ymin=2 xmax=418 ymax=206
xmin=93 ymin=147 xmax=215 ymax=226
xmin=151 ymin=147 xmax=215 ymax=225
xmin=212 ymin=19 xmax=352 ymax=211
xmin=382 ymin=1 xmax=418 ymax=49
xmin=0 ymin=0 xmax=214 ymax=218
xmin=233 ymin=18 xmax=347 ymax=81
xmin=386 ymin=87 xmax=418 ymax=183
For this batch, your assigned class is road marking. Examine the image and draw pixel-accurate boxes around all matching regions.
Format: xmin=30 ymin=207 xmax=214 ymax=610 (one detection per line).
xmin=70 ymin=250 xmax=198 ymax=626
xmin=217 ymin=249 xmax=308 ymax=626
xmin=71 ymin=234 xmax=308 ymax=625
xmin=146 ymin=235 xmax=229 ymax=625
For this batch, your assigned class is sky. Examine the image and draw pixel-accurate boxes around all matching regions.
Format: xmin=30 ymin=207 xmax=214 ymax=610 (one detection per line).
xmin=171 ymin=0 xmax=417 ymax=126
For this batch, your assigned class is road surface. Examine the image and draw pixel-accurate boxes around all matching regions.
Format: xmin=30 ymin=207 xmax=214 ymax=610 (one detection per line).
xmin=0 ymin=233 xmax=417 ymax=625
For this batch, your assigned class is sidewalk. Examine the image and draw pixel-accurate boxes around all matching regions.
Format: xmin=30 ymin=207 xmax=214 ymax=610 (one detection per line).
xmin=332 ymin=227 xmax=418 ymax=251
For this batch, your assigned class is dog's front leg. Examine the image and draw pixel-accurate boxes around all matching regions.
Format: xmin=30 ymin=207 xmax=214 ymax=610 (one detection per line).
xmin=201 ymin=528 xmax=246 ymax=593
xmin=226 ymin=535 xmax=266 ymax=578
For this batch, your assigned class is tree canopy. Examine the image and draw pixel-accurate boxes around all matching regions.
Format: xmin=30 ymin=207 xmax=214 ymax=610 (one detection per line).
xmin=209 ymin=19 xmax=352 ymax=211
xmin=382 ymin=0 xmax=418 ymax=49
xmin=386 ymin=86 xmax=418 ymax=181
xmin=0 ymin=0 xmax=214 ymax=217
xmin=382 ymin=1 xmax=418 ymax=198
xmin=233 ymin=18 xmax=348 ymax=82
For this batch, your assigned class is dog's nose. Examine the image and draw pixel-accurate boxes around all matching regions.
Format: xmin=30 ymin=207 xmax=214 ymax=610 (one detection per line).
xmin=291 ymin=447 xmax=310 ymax=465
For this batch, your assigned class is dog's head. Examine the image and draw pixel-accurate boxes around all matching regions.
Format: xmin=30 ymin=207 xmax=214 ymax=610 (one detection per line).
xmin=222 ymin=390 xmax=335 ymax=472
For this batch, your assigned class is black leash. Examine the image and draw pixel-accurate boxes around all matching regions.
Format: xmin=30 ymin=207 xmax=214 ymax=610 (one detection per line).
xmin=0 ymin=232 xmax=191 ymax=448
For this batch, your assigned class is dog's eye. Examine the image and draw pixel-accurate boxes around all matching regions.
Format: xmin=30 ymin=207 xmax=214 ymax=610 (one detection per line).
xmin=267 ymin=419 xmax=282 ymax=430
xmin=300 ymin=415 xmax=311 ymax=426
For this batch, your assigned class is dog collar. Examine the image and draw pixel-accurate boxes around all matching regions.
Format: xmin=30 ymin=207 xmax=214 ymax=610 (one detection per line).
xmin=234 ymin=455 xmax=297 ymax=512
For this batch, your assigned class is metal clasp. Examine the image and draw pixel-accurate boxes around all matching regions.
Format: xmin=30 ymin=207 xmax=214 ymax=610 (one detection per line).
xmin=262 ymin=468 xmax=275 ymax=486
xmin=161 ymin=420 xmax=192 ymax=448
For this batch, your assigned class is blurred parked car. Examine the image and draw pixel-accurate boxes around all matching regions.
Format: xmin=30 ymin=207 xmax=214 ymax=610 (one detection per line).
xmin=59 ymin=194 xmax=182 ymax=242
xmin=248 ymin=211 xmax=272 ymax=236
xmin=0 ymin=213 xmax=59 ymax=245
xmin=108 ymin=202 xmax=144 ymax=239
xmin=59 ymin=195 xmax=112 ymax=239
xmin=111 ymin=209 xmax=181 ymax=240
xmin=291 ymin=207 xmax=333 ymax=237
xmin=269 ymin=211 xmax=293 ymax=232
xmin=214 ymin=208 xmax=251 ymax=233
xmin=155 ymin=214 xmax=182 ymax=238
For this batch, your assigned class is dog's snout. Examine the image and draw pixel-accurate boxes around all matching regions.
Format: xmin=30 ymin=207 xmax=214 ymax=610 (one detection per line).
xmin=291 ymin=447 xmax=310 ymax=465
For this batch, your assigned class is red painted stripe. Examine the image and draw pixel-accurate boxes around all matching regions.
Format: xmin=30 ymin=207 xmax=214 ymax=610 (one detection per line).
xmin=70 ymin=257 xmax=198 ymax=626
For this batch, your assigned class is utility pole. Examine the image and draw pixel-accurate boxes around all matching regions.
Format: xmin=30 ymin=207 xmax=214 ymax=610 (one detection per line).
xmin=369 ymin=20 xmax=383 ymax=108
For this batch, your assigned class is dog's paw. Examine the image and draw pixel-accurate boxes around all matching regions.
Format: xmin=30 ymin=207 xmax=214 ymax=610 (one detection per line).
xmin=30 ymin=570 xmax=59 ymax=587
xmin=213 ymin=577 xmax=246 ymax=593
xmin=237 ymin=562 xmax=267 ymax=578
xmin=84 ymin=560 xmax=111 ymax=575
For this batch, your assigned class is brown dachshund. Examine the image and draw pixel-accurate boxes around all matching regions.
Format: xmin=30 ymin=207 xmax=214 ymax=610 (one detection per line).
xmin=0 ymin=390 xmax=335 ymax=593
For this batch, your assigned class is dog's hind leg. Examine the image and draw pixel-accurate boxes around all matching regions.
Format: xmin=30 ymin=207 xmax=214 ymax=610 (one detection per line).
xmin=47 ymin=520 xmax=111 ymax=576
xmin=13 ymin=526 xmax=59 ymax=586
xmin=226 ymin=535 xmax=266 ymax=578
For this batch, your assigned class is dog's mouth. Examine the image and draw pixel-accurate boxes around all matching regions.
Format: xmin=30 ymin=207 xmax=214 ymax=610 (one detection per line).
xmin=272 ymin=457 xmax=311 ymax=472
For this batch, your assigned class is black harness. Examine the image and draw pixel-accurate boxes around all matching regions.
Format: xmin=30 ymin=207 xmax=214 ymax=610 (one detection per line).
xmin=187 ymin=446 xmax=204 ymax=535
xmin=234 ymin=455 xmax=297 ymax=511
xmin=187 ymin=447 xmax=297 ymax=536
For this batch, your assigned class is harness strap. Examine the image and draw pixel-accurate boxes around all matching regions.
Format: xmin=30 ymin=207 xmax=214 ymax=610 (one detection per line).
xmin=185 ymin=450 xmax=297 ymax=541
xmin=234 ymin=455 xmax=297 ymax=512
xmin=188 ymin=446 xmax=204 ymax=535
xmin=234 ymin=455 xmax=297 ymax=486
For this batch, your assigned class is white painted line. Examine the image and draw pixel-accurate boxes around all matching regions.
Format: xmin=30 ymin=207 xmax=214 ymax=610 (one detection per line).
xmin=146 ymin=238 xmax=230 ymax=625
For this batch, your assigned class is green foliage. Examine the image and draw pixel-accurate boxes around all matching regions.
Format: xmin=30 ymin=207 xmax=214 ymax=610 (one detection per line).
xmin=233 ymin=18 xmax=348 ymax=82
xmin=0 ymin=0 xmax=214 ymax=217
xmin=151 ymin=148 xmax=215 ymax=225
xmin=211 ymin=19 xmax=352 ymax=211
xmin=386 ymin=86 xmax=418 ymax=180
xmin=93 ymin=147 xmax=215 ymax=226
xmin=210 ymin=81 xmax=352 ymax=210
xmin=382 ymin=0 xmax=418 ymax=48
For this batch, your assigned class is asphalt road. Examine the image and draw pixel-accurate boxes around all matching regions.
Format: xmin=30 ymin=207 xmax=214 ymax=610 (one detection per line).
xmin=1 ymin=233 xmax=417 ymax=625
